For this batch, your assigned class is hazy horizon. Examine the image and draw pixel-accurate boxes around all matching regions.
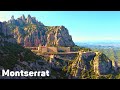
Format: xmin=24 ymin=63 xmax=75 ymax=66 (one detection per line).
xmin=75 ymin=39 xmax=120 ymax=42
xmin=0 ymin=11 xmax=120 ymax=42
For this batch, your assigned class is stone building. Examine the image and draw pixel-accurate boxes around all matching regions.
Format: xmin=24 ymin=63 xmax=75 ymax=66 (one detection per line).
xmin=38 ymin=44 xmax=70 ymax=53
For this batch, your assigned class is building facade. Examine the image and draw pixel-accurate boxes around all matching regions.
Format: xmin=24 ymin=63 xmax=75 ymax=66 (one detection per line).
xmin=38 ymin=44 xmax=70 ymax=53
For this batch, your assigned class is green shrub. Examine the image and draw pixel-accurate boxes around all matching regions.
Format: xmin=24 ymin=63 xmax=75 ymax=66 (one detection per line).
xmin=0 ymin=42 xmax=42 ymax=69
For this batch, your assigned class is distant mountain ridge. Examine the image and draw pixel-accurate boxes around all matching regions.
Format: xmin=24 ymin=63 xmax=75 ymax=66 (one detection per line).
xmin=75 ymin=41 xmax=120 ymax=48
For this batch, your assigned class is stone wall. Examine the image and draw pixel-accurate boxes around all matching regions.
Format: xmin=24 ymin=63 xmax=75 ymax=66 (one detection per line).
xmin=48 ymin=47 xmax=57 ymax=53
xmin=57 ymin=47 xmax=70 ymax=52
xmin=41 ymin=47 xmax=47 ymax=53
xmin=27 ymin=46 xmax=70 ymax=53
xmin=56 ymin=53 xmax=77 ymax=60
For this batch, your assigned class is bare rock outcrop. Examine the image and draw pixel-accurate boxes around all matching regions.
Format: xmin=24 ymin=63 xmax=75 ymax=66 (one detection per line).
xmin=46 ymin=26 xmax=75 ymax=47
xmin=66 ymin=51 xmax=113 ymax=78
xmin=4 ymin=15 xmax=75 ymax=47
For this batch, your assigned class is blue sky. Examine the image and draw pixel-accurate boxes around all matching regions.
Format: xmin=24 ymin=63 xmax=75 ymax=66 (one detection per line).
xmin=0 ymin=11 xmax=120 ymax=42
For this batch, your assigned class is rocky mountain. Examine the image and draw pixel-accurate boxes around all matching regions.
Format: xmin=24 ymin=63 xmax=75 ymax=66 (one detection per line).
xmin=63 ymin=51 xmax=115 ymax=79
xmin=0 ymin=14 xmax=119 ymax=79
xmin=5 ymin=15 xmax=75 ymax=47
xmin=0 ymin=21 xmax=16 ymax=46
xmin=46 ymin=26 xmax=75 ymax=46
